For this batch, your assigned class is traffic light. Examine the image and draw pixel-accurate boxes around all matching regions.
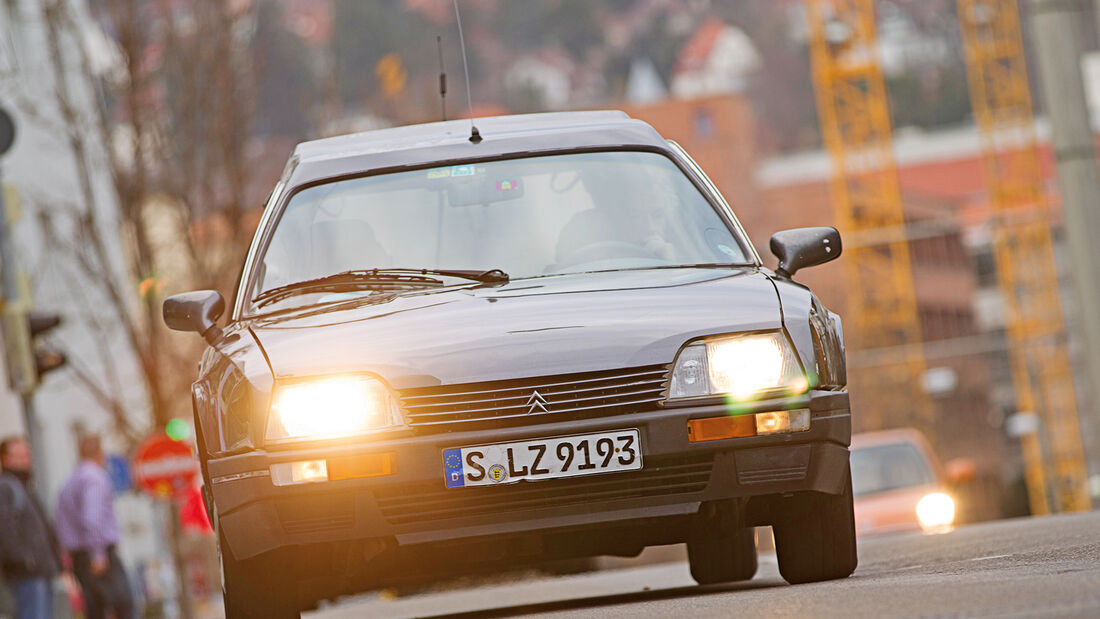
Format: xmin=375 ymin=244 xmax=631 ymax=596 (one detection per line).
xmin=28 ymin=312 xmax=66 ymax=378
xmin=165 ymin=417 xmax=191 ymax=441
xmin=1 ymin=306 xmax=66 ymax=395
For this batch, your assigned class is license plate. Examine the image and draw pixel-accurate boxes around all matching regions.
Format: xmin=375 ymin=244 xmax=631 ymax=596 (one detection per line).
xmin=442 ymin=429 xmax=642 ymax=488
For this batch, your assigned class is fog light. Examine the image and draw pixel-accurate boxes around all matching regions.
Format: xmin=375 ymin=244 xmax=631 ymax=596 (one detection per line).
xmin=270 ymin=460 xmax=328 ymax=486
xmin=754 ymin=411 xmax=789 ymax=435
xmin=754 ymin=409 xmax=809 ymax=435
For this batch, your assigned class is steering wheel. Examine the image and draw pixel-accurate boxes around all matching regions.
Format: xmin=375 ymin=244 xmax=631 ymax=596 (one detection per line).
xmin=557 ymin=240 xmax=660 ymax=268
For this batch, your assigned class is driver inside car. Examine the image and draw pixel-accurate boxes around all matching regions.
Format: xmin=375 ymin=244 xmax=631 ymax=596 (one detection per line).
xmin=555 ymin=166 xmax=679 ymax=266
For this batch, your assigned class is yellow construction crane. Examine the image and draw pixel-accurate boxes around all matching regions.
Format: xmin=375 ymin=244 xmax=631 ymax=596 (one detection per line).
xmin=958 ymin=0 xmax=1090 ymax=514
xmin=805 ymin=0 xmax=932 ymax=435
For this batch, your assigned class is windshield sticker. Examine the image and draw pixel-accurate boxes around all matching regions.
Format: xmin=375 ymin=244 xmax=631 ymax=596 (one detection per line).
xmin=427 ymin=164 xmax=479 ymax=179
xmin=496 ymin=179 xmax=520 ymax=192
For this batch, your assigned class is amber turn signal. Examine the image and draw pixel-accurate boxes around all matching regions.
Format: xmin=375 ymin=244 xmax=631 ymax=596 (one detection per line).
xmin=327 ymin=452 xmax=396 ymax=481
xmin=688 ymin=415 xmax=756 ymax=442
xmin=688 ymin=409 xmax=811 ymax=442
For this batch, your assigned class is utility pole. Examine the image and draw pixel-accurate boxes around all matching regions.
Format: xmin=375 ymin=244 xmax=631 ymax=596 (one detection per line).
xmin=0 ymin=107 xmax=37 ymax=474
xmin=1031 ymin=0 xmax=1100 ymax=494
xmin=0 ymin=107 xmax=66 ymax=493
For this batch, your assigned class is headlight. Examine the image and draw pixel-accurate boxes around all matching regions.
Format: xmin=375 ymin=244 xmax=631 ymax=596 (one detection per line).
xmin=265 ymin=375 xmax=404 ymax=442
xmin=668 ymin=331 xmax=808 ymax=401
xmin=915 ymin=492 xmax=955 ymax=533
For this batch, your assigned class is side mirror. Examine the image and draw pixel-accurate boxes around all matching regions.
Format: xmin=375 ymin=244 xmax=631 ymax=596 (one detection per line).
xmin=163 ymin=290 xmax=225 ymax=345
xmin=769 ymin=227 xmax=842 ymax=278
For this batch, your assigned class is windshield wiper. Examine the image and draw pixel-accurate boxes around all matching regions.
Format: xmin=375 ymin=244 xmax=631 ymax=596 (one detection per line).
xmin=254 ymin=271 xmax=440 ymax=308
xmin=368 ymin=267 xmax=510 ymax=284
xmin=253 ymin=268 xmax=508 ymax=308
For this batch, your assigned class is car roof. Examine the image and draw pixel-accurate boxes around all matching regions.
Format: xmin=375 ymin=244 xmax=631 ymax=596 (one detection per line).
xmin=285 ymin=111 xmax=671 ymax=187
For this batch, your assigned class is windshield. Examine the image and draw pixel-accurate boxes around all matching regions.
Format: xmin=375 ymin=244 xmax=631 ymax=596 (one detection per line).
xmin=251 ymin=151 xmax=750 ymax=313
xmin=850 ymin=442 xmax=937 ymax=498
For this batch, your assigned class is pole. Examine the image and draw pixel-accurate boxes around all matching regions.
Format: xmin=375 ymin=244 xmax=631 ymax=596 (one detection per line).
xmin=1031 ymin=0 xmax=1100 ymax=493
xmin=1020 ymin=428 xmax=1051 ymax=515
xmin=0 ymin=162 xmax=47 ymax=492
xmin=168 ymin=502 xmax=195 ymax=619
xmin=0 ymin=172 xmax=16 ymax=300
xmin=19 ymin=395 xmax=47 ymax=496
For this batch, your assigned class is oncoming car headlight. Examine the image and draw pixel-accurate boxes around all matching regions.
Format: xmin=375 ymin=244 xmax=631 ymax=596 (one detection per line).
xmin=668 ymin=331 xmax=809 ymax=402
xmin=265 ymin=375 xmax=404 ymax=442
xmin=916 ymin=492 xmax=955 ymax=533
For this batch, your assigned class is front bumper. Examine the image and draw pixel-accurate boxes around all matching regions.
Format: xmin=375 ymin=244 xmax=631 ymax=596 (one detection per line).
xmin=209 ymin=390 xmax=851 ymax=560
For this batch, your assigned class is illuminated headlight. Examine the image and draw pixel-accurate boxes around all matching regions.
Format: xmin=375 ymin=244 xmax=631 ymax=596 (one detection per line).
xmin=265 ymin=376 xmax=404 ymax=442
xmin=668 ymin=331 xmax=809 ymax=401
xmin=915 ymin=492 xmax=955 ymax=533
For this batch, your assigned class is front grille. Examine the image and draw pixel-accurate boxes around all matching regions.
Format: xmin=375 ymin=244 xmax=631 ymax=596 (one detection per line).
xmin=375 ymin=453 xmax=713 ymax=526
xmin=399 ymin=365 xmax=669 ymax=429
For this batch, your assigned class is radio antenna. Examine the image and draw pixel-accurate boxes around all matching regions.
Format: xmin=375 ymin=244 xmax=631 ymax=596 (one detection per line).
xmin=436 ymin=36 xmax=447 ymax=121
xmin=453 ymin=0 xmax=481 ymax=143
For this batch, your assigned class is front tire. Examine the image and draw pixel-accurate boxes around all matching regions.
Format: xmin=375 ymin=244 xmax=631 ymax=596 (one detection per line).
xmin=687 ymin=500 xmax=757 ymax=585
xmin=221 ymin=530 xmax=300 ymax=619
xmin=688 ymin=525 xmax=758 ymax=584
xmin=772 ymin=465 xmax=858 ymax=584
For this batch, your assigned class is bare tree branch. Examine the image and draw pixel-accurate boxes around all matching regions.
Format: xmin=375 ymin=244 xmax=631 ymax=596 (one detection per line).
xmin=24 ymin=0 xmax=261 ymax=435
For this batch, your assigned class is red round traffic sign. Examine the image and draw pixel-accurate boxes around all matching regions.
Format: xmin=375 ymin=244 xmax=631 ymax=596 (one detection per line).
xmin=133 ymin=433 xmax=199 ymax=499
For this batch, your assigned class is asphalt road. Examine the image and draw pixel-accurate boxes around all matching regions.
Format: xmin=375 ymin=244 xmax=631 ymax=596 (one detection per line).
xmin=309 ymin=510 xmax=1100 ymax=618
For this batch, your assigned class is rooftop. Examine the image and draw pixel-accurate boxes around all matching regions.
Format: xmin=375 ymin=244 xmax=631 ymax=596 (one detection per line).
xmin=287 ymin=111 xmax=671 ymax=186
xmin=293 ymin=111 xmax=653 ymax=162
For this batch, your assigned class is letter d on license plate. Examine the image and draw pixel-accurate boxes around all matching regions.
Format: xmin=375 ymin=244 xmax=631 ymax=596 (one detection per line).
xmin=443 ymin=429 xmax=642 ymax=488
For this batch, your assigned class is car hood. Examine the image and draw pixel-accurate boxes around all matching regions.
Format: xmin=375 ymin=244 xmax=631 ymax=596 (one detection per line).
xmin=247 ymin=268 xmax=782 ymax=389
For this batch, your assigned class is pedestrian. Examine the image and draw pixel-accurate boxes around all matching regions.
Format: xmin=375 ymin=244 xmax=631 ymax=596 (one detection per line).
xmin=0 ymin=436 xmax=62 ymax=619
xmin=56 ymin=434 xmax=135 ymax=619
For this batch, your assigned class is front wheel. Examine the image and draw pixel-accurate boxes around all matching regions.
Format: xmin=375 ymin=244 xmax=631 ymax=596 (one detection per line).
xmin=688 ymin=525 xmax=758 ymax=584
xmin=687 ymin=500 xmax=758 ymax=585
xmin=772 ymin=464 xmax=858 ymax=584
xmin=221 ymin=530 xmax=300 ymax=619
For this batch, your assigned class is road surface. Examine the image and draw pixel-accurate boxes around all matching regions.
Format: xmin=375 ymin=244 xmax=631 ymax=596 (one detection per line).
xmin=309 ymin=510 xmax=1100 ymax=618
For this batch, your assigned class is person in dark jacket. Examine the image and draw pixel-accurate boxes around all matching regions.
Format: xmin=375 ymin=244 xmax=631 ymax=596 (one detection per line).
xmin=0 ymin=436 xmax=62 ymax=619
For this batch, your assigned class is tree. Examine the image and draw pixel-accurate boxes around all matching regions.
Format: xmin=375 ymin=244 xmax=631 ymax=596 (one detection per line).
xmin=6 ymin=0 xmax=266 ymax=439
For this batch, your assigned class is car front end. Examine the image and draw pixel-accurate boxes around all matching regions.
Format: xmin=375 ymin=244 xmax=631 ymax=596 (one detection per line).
xmin=165 ymin=111 xmax=857 ymax=616
xmin=209 ymin=386 xmax=851 ymax=582
xmin=197 ymin=269 xmax=851 ymax=602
